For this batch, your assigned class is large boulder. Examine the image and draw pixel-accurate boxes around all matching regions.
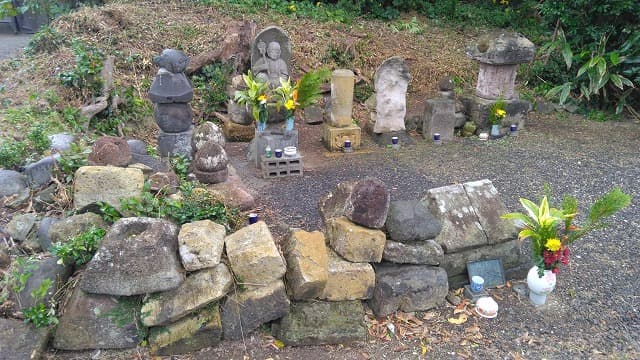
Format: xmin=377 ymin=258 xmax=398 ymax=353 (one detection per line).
xmin=384 ymin=200 xmax=442 ymax=242
xmin=48 ymin=212 xmax=108 ymax=244
xmin=463 ymin=179 xmax=516 ymax=244
xmin=8 ymin=257 xmax=72 ymax=313
xmin=325 ymin=217 xmax=386 ymax=263
xmin=0 ymin=169 xmax=29 ymax=199
xmin=368 ymin=263 xmax=448 ymax=317
xmin=178 ymin=220 xmax=226 ymax=271
xmin=73 ymin=166 xmax=145 ymax=211
xmin=221 ymin=280 xmax=290 ymax=340
xmin=421 ymin=183 xmax=487 ymax=253
xmin=0 ymin=318 xmax=50 ymax=360
xmin=284 ymin=230 xmax=328 ymax=300
xmin=225 ymin=221 xmax=286 ymax=287
xmin=80 ymin=217 xmax=184 ymax=296
xmin=53 ymin=288 xmax=141 ymax=350
xmin=319 ymin=178 xmax=390 ymax=229
xmin=272 ymin=300 xmax=366 ymax=346
xmin=141 ymin=264 xmax=233 ymax=327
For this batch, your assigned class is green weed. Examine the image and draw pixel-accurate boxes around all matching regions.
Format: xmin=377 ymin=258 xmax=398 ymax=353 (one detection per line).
xmin=50 ymin=226 xmax=106 ymax=266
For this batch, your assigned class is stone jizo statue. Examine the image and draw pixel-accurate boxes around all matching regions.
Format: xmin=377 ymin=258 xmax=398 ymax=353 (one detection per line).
xmin=253 ymin=40 xmax=289 ymax=87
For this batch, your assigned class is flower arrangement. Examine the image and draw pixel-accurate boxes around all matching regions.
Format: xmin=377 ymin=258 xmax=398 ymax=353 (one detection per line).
xmin=502 ymin=187 xmax=631 ymax=277
xmin=488 ymin=98 xmax=507 ymax=125
xmin=274 ymin=68 xmax=330 ymax=118
xmin=235 ymin=68 xmax=329 ymax=130
xmin=233 ymin=70 xmax=270 ymax=128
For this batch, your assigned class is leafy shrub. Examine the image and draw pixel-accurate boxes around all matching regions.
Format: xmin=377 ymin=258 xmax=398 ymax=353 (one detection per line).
xmin=0 ymin=141 xmax=28 ymax=169
xmin=57 ymin=39 xmax=104 ymax=97
xmin=120 ymin=181 xmax=236 ymax=228
xmin=27 ymin=123 xmax=51 ymax=153
xmin=22 ymin=302 xmax=58 ymax=327
xmin=50 ymin=226 xmax=106 ymax=266
xmin=25 ymin=26 xmax=68 ymax=55
xmin=22 ymin=279 xmax=58 ymax=328
xmin=55 ymin=142 xmax=89 ymax=183
xmin=191 ymin=62 xmax=234 ymax=116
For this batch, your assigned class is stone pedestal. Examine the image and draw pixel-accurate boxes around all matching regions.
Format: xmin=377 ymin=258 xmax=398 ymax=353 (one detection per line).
xmin=322 ymin=124 xmax=361 ymax=152
xmin=422 ymin=98 xmax=456 ymax=141
xmin=329 ymin=69 xmax=355 ymax=127
xmin=460 ymin=95 xmax=531 ymax=131
xmin=158 ymin=126 xmax=194 ymax=158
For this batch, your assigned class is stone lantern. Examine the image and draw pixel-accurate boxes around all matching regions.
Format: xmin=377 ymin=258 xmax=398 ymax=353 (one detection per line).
xmin=462 ymin=32 xmax=535 ymax=133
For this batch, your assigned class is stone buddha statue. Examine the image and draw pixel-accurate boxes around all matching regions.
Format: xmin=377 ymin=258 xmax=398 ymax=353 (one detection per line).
xmin=252 ymin=40 xmax=289 ymax=87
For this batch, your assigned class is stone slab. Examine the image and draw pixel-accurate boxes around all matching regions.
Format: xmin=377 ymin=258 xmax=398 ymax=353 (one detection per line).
xmin=149 ymin=304 xmax=222 ymax=356
xmin=422 ymin=184 xmax=487 ymax=253
xmin=440 ymin=239 xmax=523 ymax=278
xmin=272 ymin=300 xmax=366 ymax=346
xmin=284 ymin=230 xmax=328 ymax=300
xmin=320 ymin=251 xmax=375 ymax=301
xmin=463 ymin=179 xmax=516 ymax=244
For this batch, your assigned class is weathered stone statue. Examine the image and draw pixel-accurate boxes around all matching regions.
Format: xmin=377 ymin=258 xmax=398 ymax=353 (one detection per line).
xmin=250 ymin=26 xmax=291 ymax=88
xmin=253 ymin=41 xmax=289 ymax=87
xmin=149 ymin=49 xmax=194 ymax=158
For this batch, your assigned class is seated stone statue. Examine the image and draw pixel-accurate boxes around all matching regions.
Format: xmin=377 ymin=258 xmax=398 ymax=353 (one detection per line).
xmin=252 ymin=40 xmax=289 ymax=87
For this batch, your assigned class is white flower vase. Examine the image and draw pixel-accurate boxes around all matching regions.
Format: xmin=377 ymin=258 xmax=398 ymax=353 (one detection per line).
xmin=526 ymin=266 xmax=556 ymax=306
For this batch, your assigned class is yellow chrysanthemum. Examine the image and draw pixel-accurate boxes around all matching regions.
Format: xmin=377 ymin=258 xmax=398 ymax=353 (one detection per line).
xmin=495 ymin=109 xmax=507 ymax=118
xmin=258 ymin=95 xmax=268 ymax=104
xmin=285 ymin=99 xmax=296 ymax=110
xmin=545 ymin=238 xmax=562 ymax=252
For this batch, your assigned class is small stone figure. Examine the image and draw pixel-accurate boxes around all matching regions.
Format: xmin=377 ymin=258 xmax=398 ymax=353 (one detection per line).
xmin=253 ymin=40 xmax=289 ymax=87
xmin=193 ymin=141 xmax=229 ymax=184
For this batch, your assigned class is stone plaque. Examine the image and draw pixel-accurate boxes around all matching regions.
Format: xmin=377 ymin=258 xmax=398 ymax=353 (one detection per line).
xmin=466 ymin=258 xmax=505 ymax=288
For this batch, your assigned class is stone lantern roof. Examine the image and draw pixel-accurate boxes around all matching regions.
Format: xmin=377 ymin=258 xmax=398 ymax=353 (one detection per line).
xmin=466 ymin=32 xmax=535 ymax=65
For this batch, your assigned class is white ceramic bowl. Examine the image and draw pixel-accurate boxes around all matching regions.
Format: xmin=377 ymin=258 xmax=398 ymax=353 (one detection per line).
xmin=283 ymin=146 xmax=297 ymax=157
xmin=475 ymin=297 xmax=498 ymax=318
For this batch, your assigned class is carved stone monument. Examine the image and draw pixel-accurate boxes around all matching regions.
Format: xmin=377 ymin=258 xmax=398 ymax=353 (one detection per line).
xmin=461 ymin=33 xmax=535 ymax=134
xmin=251 ymin=26 xmax=291 ymax=88
xmin=149 ymin=49 xmax=194 ymax=158
xmin=322 ymin=69 xmax=361 ymax=151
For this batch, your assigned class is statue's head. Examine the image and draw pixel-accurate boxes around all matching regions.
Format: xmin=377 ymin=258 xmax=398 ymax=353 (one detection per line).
xmin=153 ymin=49 xmax=189 ymax=73
xmin=266 ymin=42 xmax=281 ymax=60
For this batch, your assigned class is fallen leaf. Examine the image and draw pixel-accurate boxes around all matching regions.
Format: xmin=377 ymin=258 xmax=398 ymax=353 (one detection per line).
xmin=273 ymin=339 xmax=285 ymax=349
xmin=493 ymin=293 xmax=504 ymax=301
xmin=506 ymin=281 xmax=512 ymax=288
xmin=447 ymin=313 xmax=468 ymax=325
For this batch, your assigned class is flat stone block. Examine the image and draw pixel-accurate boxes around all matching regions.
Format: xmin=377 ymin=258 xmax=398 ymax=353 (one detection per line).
xmin=326 ymin=217 xmax=386 ymax=263
xmin=440 ymin=239 xmax=524 ymax=278
xmin=0 ymin=318 xmax=50 ymax=360
xmin=320 ymin=250 xmax=375 ymax=301
xmin=149 ymin=304 xmax=222 ymax=356
xmin=369 ymin=263 xmax=448 ymax=317
xmin=272 ymin=300 xmax=366 ymax=346
xmin=284 ymin=230 xmax=328 ymax=300
xmin=463 ymin=179 xmax=516 ymax=244
xmin=322 ymin=124 xmax=361 ymax=152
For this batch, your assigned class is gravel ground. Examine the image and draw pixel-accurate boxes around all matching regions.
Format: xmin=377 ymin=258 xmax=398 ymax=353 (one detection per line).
xmin=46 ymin=112 xmax=640 ymax=360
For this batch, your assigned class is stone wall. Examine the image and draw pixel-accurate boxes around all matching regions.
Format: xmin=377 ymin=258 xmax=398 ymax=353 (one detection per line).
xmin=4 ymin=176 xmax=526 ymax=357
